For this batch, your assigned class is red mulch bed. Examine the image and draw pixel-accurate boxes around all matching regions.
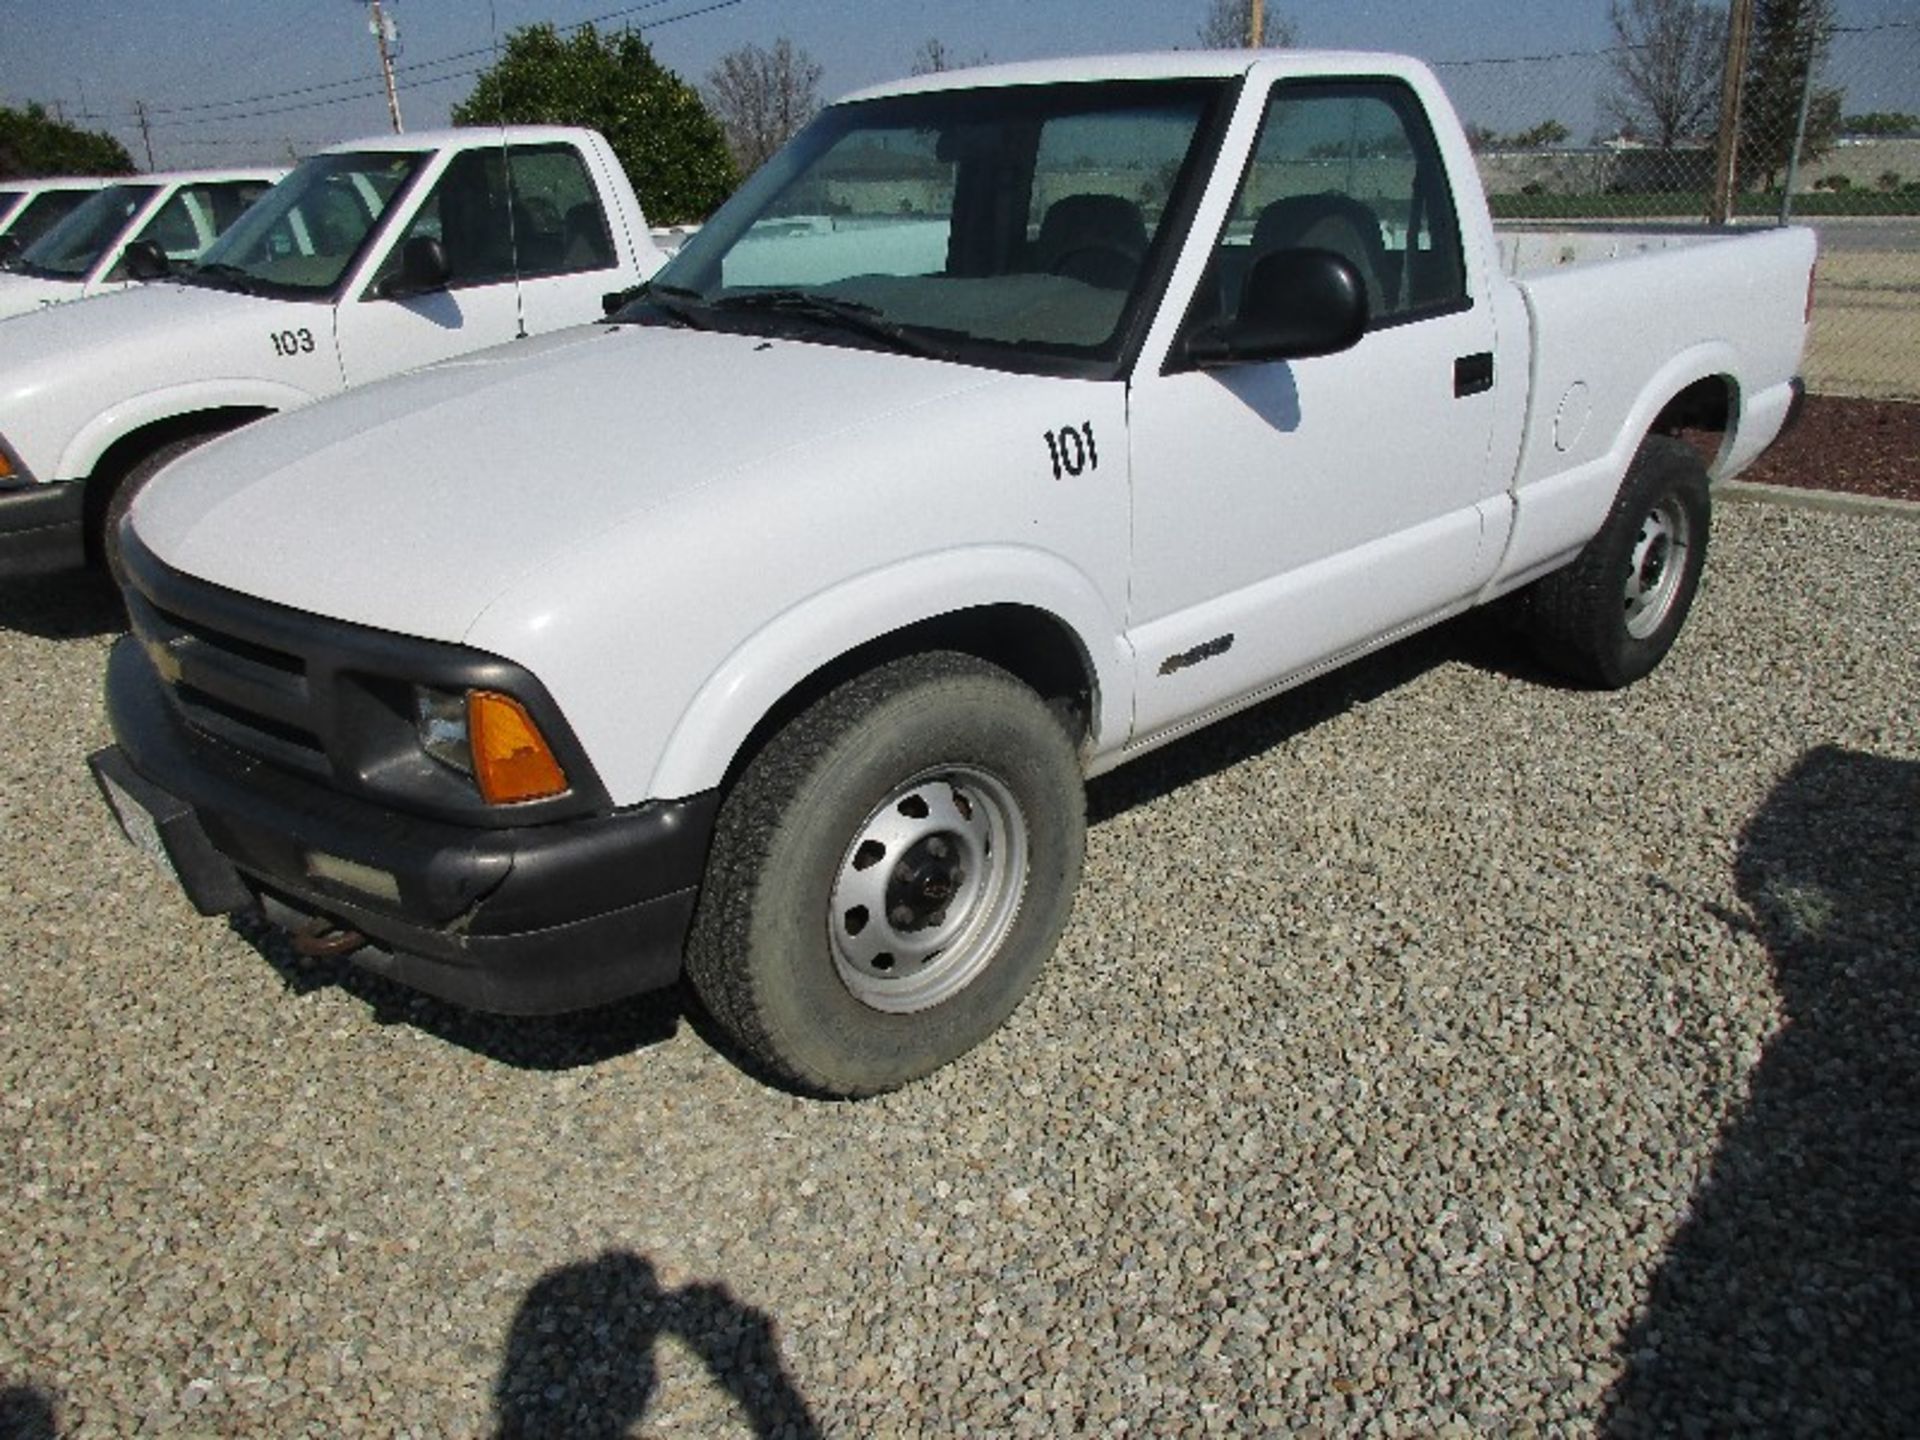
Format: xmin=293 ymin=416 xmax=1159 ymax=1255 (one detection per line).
xmin=1735 ymin=394 xmax=1920 ymax=504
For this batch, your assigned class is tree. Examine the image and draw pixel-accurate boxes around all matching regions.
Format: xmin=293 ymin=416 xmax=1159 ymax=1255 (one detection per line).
xmin=706 ymin=38 xmax=823 ymax=176
xmin=1464 ymin=119 xmax=1571 ymax=152
xmin=1196 ymin=0 xmax=1297 ymax=48
xmin=1843 ymin=112 xmax=1920 ymax=137
xmin=1603 ymin=0 xmax=1727 ymax=151
xmin=0 ymin=103 xmax=133 ymax=180
xmin=911 ymin=38 xmax=989 ymax=75
xmin=1740 ymin=0 xmax=1842 ymax=191
xmin=453 ymin=23 xmax=735 ymax=224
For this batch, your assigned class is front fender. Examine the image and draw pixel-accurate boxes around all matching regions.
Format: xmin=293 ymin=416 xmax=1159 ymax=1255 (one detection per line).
xmin=58 ymin=377 xmax=320 ymax=482
xmin=646 ymin=547 xmax=1133 ymax=802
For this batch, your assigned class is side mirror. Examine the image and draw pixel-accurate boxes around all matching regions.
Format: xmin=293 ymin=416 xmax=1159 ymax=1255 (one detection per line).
xmin=122 ymin=239 xmax=171 ymax=282
xmin=382 ymin=235 xmax=451 ymax=298
xmin=1185 ymin=247 xmax=1369 ymax=369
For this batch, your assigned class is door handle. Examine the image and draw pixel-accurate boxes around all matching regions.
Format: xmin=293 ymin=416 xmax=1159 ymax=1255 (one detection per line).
xmin=1454 ymin=352 xmax=1494 ymax=397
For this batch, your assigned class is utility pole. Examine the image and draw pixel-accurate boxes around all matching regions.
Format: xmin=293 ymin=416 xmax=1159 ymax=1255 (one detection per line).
xmin=368 ymin=0 xmax=404 ymax=133
xmin=135 ymin=100 xmax=156 ymax=171
xmin=1709 ymin=0 xmax=1756 ymax=225
xmin=1249 ymin=0 xmax=1265 ymax=47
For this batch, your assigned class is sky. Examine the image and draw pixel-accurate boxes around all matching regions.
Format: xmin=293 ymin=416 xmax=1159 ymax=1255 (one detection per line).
xmin=2 ymin=0 xmax=1916 ymax=173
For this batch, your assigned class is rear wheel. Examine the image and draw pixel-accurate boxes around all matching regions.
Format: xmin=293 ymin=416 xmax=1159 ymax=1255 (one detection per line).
xmin=684 ymin=652 xmax=1086 ymax=1097
xmin=1526 ymin=434 xmax=1710 ymax=688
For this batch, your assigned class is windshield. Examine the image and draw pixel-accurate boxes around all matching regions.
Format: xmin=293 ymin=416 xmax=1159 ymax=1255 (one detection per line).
xmin=645 ymin=79 xmax=1226 ymax=374
xmin=12 ymin=183 xmax=159 ymax=279
xmin=0 ymin=189 xmax=95 ymax=249
xmin=186 ymin=151 xmax=425 ymax=298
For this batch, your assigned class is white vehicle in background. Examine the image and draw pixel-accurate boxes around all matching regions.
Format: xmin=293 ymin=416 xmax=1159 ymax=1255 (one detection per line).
xmin=93 ymin=51 xmax=1813 ymax=1097
xmin=0 ymin=176 xmax=115 ymax=257
xmin=0 ymin=168 xmax=282 ymax=320
xmin=0 ymin=126 xmax=666 ymax=577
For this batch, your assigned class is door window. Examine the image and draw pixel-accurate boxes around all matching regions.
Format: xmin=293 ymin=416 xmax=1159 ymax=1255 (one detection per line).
xmin=1196 ymin=81 xmax=1466 ymax=330
xmin=375 ymin=143 xmax=615 ymax=291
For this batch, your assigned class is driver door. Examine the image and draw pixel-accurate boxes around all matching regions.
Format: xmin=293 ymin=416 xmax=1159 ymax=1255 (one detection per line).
xmin=1125 ymin=79 xmax=1504 ymax=742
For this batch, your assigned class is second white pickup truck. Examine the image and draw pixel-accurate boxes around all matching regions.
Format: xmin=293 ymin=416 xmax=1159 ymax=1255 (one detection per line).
xmin=94 ymin=51 xmax=1814 ymax=1096
xmin=0 ymin=126 xmax=666 ymax=577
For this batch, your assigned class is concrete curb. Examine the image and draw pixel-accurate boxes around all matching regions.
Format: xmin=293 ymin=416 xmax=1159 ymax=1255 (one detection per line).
xmin=1719 ymin=479 xmax=1920 ymax=522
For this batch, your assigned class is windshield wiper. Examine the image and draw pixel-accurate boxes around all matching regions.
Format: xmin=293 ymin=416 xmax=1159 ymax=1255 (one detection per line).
xmin=711 ymin=289 xmax=941 ymax=357
xmin=608 ymin=279 xmax=710 ymax=330
xmin=180 ymin=261 xmax=261 ymax=295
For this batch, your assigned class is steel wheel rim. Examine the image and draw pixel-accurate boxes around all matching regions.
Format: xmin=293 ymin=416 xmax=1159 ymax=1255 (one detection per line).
xmin=828 ymin=765 xmax=1029 ymax=1014
xmin=1623 ymin=496 xmax=1692 ymax=640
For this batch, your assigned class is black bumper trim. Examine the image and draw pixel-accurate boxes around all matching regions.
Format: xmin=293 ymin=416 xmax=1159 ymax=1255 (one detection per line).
xmin=98 ymin=634 xmax=719 ymax=1015
xmin=0 ymin=480 xmax=87 ymax=577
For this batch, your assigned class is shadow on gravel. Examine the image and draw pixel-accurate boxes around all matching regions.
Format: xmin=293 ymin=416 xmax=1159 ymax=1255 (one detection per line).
xmin=1605 ymin=746 xmax=1920 ymax=1436
xmin=1087 ymin=610 xmax=1560 ymax=824
xmin=0 ymin=572 xmax=125 ymax=640
xmin=0 ymin=1385 xmax=60 ymax=1439
xmin=230 ymin=912 xmax=682 ymax=1072
xmin=494 ymin=1251 xmax=821 ymax=1438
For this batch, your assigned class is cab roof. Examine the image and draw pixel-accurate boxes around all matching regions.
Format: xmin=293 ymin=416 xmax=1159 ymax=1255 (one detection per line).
xmin=842 ymin=48 xmax=1429 ymax=103
xmin=317 ymin=125 xmax=601 ymax=156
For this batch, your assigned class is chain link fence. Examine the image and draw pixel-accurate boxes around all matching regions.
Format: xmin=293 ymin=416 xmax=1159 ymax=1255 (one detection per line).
xmin=1432 ymin=18 xmax=1919 ymax=401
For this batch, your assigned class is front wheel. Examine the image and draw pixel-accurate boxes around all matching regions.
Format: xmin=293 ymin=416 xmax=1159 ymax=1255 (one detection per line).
xmin=1525 ymin=434 xmax=1711 ymax=689
xmin=99 ymin=434 xmax=217 ymax=593
xmin=684 ymin=652 xmax=1086 ymax=1097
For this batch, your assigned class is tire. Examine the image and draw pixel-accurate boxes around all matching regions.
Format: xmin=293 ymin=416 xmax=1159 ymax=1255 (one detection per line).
xmin=684 ymin=652 xmax=1086 ymax=1097
xmin=100 ymin=434 xmax=216 ymax=593
xmin=1526 ymin=434 xmax=1710 ymax=689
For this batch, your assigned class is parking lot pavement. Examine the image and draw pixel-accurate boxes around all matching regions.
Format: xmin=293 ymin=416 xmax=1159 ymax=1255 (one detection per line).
xmin=2 ymin=501 xmax=1915 ymax=1437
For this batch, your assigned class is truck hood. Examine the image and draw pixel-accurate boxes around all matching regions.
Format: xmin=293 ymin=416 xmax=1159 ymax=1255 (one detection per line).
xmin=132 ymin=325 xmax=1009 ymax=643
xmin=0 ymin=281 xmax=299 ymax=380
xmin=0 ymin=270 xmax=87 ymax=321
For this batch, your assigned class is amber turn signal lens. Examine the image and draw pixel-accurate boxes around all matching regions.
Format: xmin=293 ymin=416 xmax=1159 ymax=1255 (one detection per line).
xmin=0 ymin=450 xmax=15 ymax=481
xmin=468 ymin=690 xmax=568 ymax=805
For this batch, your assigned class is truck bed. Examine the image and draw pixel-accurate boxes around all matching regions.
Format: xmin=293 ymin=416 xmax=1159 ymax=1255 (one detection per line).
xmin=1494 ymin=220 xmax=1795 ymax=278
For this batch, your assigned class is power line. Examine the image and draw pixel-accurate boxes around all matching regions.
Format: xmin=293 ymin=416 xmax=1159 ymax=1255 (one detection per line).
xmin=66 ymin=0 xmax=742 ymax=138
xmin=127 ymin=0 xmax=701 ymax=123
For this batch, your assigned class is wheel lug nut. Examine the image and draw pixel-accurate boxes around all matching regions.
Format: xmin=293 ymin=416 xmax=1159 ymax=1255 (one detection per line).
xmin=889 ymin=904 xmax=916 ymax=929
xmin=926 ymin=837 xmax=949 ymax=859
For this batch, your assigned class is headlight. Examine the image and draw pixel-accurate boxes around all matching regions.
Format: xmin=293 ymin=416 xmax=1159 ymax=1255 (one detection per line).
xmin=414 ymin=685 xmax=570 ymax=805
xmin=415 ymin=686 xmax=471 ymax=775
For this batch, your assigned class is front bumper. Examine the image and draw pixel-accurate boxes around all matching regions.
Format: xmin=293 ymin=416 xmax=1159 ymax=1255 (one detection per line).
xmin=93 ymin=635 xmax=718 ymax=1015
xmin=0 ymin=480 xmax=87 ymax=578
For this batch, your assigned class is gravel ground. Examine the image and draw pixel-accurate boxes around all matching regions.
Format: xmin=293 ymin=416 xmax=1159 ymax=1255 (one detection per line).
xmin=1 ymin=500 xmax=1915 ymax=1438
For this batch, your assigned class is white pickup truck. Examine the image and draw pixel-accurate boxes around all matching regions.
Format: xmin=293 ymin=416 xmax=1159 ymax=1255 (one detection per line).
xmin=93 ymin=51 xmax=1814 ymax=1096
xmin=0 ymin=126 xmax=665 ymax=576
xmin=0 ymin=167 xmax=282 ymax=321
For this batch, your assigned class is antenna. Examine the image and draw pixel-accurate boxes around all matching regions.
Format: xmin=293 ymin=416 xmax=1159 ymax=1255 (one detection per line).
xmin=489 ymin=0 xmax=528 ymax=339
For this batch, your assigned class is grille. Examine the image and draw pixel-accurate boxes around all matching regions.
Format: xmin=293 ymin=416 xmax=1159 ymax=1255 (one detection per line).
xmin=127 ymin=588 xmax=331 ymax=780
